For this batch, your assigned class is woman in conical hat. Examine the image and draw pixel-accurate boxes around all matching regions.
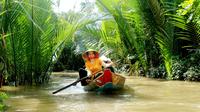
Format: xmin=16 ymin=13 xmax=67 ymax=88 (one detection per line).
xmin=79 ymin=49 xmax=113 ymax=88
xmin=82 ymin=49 xmax=102 ymax=75
xmin=82 ymin=49 xmax=100 ymax=61
xmin=79 ymin=49 xmax=102 ymax=86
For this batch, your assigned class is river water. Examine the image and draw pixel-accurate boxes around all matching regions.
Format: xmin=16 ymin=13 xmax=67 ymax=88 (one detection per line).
xmin=3 ymin=72 xmax=200 ymax=112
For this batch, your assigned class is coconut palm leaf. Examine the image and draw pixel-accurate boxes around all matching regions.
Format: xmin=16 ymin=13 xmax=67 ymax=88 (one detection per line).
xmin=0 ymin=0 xmax=98 ymax=85
xmin=171 ymin=0 xmax=200 ymax=49
xmin=96 ymin=0 xmax=148 ymax=72
xmin=138 ymin=0 xmax=178 ymax=78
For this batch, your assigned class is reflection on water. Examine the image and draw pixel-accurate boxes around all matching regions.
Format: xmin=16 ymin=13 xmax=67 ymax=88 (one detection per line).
xmin=3 ymin=73 xmax=200 ymax=112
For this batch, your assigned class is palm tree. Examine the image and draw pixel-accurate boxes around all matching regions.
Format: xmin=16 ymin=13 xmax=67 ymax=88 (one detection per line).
xmin=0 ymin=0 xmax=97 ymax=85
xmin=137 ymin=0 xmax=184 ymax=79
xmin=173 ymin=0 xmax=200 ymax=50
xmin=96 ymin=0 xmax=148 ymax=74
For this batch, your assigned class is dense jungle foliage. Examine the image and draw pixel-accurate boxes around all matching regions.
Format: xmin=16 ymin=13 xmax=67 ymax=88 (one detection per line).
xmin=0 ymin=0 xmax=199 ymax=87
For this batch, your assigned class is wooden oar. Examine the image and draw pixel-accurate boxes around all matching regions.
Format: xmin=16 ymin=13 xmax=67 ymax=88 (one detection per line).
xmin=52 ymin=70 xmax=103 ymax=94
xmin=52 ymin=76 xmax=88 ymax=94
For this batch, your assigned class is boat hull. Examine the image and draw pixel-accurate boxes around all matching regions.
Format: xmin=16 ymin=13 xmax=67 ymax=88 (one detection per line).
xmin=84 ymin=74 xmax=125 ymax=93
xmin=84 ymin=82 xmax=124 ymax=92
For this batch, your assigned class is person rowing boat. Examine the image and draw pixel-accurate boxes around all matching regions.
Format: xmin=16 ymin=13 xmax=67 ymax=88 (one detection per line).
xmin=79 ymin=49 xmax=112 ymax=88
xmin=52 ymin=49 xmax=125 ymax=94
xmin=79 ymin=49 xmax=125 ymax=92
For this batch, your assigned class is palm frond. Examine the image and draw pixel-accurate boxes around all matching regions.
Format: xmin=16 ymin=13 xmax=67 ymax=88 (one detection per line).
xmin=97 ymin=0 xmax=148 ymax=72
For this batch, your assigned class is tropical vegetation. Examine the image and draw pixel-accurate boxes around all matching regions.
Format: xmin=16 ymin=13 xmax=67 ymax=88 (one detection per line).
xmin=0 ymin=0 xmax=199 ymax=88
xmin=0 ymin=92 xmax=8 ymax=111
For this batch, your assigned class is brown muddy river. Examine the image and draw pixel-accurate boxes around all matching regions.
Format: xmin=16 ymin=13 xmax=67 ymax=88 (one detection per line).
xmin=2 ymin=72 xmax=200 ymax=112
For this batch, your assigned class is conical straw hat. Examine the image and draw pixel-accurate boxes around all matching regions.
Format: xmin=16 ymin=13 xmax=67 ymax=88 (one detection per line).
xmin=82 ymin=49 xmax=99 ymax=60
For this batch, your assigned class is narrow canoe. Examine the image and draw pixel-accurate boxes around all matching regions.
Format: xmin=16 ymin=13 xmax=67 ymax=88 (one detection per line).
xmin=84 ymin=74 xmax=125 ymax=93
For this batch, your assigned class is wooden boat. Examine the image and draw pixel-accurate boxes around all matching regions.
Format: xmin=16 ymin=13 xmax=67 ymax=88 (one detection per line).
xmin=52 ymin=70 xmax=125 ymax=94
xmin=83 ymin=72 xmax=126 ymax=93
